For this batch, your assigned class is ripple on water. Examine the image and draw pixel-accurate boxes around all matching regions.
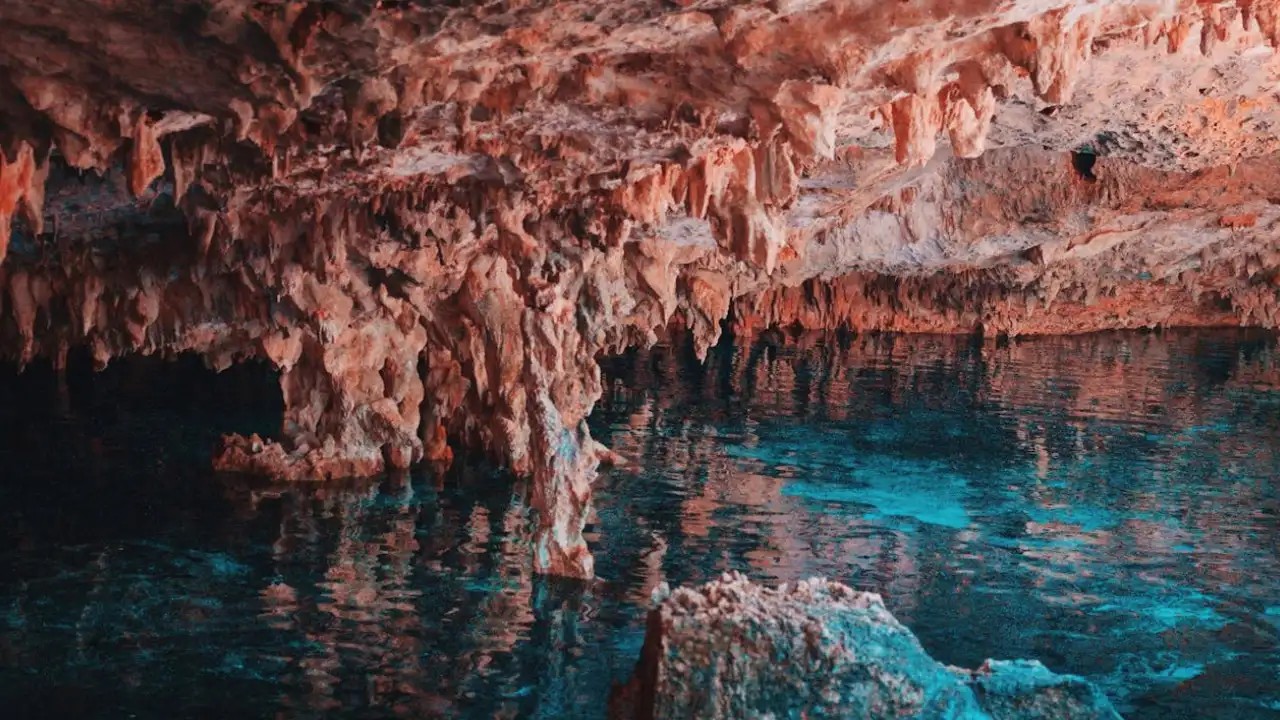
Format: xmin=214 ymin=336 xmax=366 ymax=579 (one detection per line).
xmin=0 ymin=330 xmax=1278 ymax=719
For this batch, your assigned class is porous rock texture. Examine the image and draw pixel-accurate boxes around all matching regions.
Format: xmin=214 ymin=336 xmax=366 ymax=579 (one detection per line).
xmin=5 ymin=0 xmax=1280 ymax=576
xmin=608 ymin=573 xmax=1122 ymax=719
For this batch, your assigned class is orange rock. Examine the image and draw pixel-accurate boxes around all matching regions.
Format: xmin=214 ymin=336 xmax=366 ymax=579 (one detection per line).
xmin=1220 ymin=213 xmax=1259 ymax=229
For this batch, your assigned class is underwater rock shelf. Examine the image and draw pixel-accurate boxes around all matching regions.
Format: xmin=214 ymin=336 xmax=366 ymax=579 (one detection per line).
xmin=610 ymin=573 xmax=1122 ymax=720
xmin=6 ymin=0 xmax=1280 ymax=577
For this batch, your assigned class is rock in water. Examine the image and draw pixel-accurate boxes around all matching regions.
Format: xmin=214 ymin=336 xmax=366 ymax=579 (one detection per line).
xmin=610 ymin=573 xmax=1121 ymax=720
xmin=962 ymin=660 xmax=1122 ymax=720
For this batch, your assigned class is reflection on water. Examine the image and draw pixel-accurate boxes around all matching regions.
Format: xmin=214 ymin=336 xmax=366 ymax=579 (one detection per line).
xmin=2 ymin=332 xmax=1280 ymax=718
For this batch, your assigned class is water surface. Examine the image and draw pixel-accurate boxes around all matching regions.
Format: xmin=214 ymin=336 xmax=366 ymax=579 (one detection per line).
xmin=1 ymin=332 xmax=1279 ymax=718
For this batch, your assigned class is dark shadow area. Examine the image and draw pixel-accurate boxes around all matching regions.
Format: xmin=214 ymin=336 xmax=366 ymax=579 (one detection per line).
xmin=0 ymin=352 xmax=282 ymax=551
xmin=1070 ymin=150 xmax=1098 ymax=181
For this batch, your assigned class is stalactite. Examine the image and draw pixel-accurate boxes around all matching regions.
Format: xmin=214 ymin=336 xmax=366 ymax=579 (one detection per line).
xmin=890 ymin=94 xmax=942 ymax=167
xmin=0 ymin=143 xmax=38 ymax=265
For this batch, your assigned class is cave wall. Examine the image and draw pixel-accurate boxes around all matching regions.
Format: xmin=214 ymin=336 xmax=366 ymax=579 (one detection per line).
xmin=4 ymin=0 xmax=1280 ymax=577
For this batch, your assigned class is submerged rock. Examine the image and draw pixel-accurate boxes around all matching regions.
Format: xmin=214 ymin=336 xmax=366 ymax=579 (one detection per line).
xmin=610 ymin=573 xmax=1120 ymax=720
xmin=962 ymin=660 xmax=1121 ymax=720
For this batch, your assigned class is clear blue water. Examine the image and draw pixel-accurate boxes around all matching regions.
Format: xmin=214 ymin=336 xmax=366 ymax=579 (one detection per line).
xmin=1 ymin=331 xmax=1279 ymax=719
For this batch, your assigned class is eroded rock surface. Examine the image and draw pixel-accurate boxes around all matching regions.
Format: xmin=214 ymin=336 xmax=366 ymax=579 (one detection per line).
xmin=5 ymin=1 xmax=1280 ymax=575
xmin=609 ymin=573 xmax=1121 ymax=719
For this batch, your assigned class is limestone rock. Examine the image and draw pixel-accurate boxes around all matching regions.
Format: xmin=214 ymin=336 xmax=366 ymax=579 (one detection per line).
xmin=610 ymin=573 xmax=1122 ymax=720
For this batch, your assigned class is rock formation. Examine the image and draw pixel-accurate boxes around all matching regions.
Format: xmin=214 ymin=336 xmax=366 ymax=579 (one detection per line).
xmin=608 ymin=573 xmax=1122 ymax=719
xmin=4 ymin=0 xmax=1280 ymax=576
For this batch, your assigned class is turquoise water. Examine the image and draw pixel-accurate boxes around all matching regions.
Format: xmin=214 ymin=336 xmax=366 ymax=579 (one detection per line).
xmin=1 ymin=332 xmax=1279 ymax=718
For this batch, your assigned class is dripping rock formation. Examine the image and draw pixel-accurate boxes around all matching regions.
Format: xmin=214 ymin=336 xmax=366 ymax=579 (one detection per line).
xmin=4 ymin=0 xmax=1280 ymax=577
xmin=608 ymin=573 xmax=1122 ymax=719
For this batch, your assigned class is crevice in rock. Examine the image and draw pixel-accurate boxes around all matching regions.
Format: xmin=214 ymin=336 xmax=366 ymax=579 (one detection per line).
xmin=1071 ymin=149 xmax=1098 ymax=182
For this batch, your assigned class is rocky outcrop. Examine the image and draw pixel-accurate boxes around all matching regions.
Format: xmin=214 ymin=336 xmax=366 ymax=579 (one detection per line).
xmin=5 ymin=1 xmax=1280 ymax=575
xmin=609 ymin=573 xmax=1121 ymax=720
